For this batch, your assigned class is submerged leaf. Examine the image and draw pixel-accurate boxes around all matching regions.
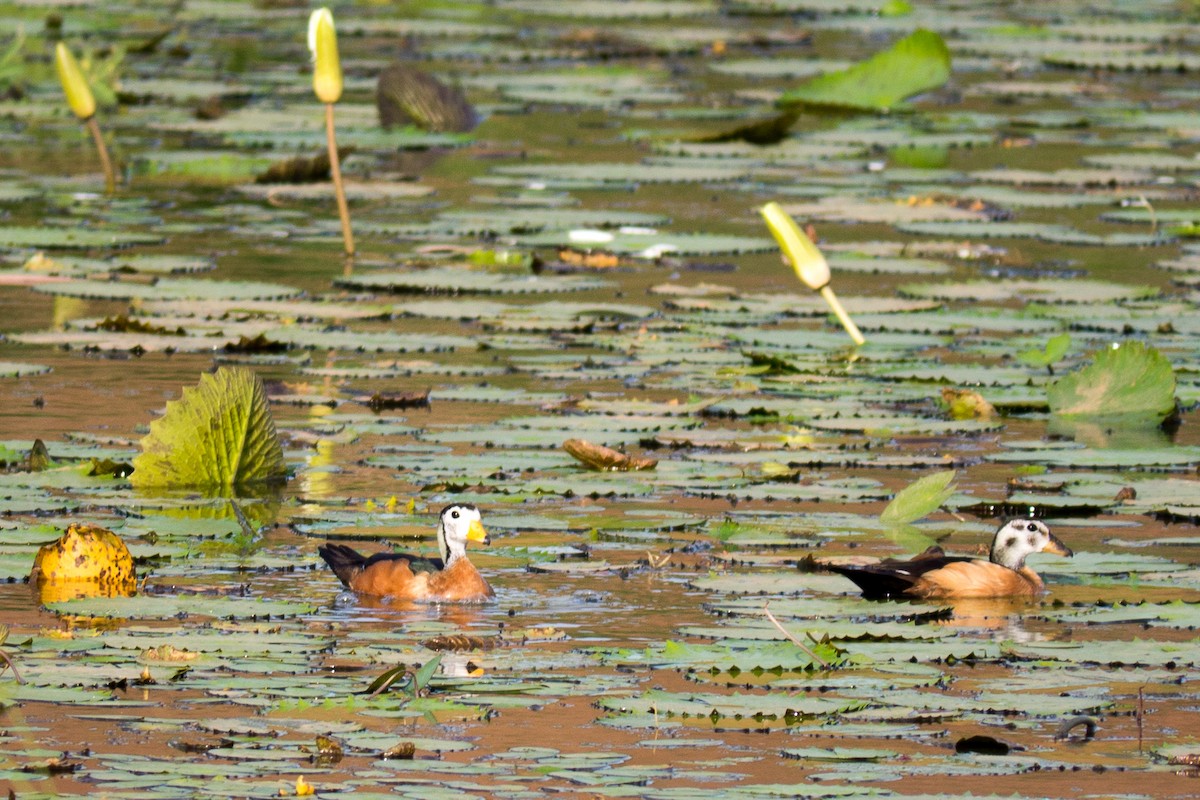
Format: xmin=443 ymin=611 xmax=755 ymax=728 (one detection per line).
xmin=779 ymin=29 xmax=951 ymax=112
xmin=1047 ymin=341 xmax=1176 ymax=420
xmin=131 ymin=367 xmax=286 ymax=490
xmin=880 ymin=470 xmax=957 ymax=525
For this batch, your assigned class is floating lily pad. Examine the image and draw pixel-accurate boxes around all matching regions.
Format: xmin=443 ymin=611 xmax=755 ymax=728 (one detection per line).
xmin=31 ymin=278 xmax=301 ymax=301
xmin=336 ymin=268 xmax=610 ymax=295
xmin=518 ymin=229 xmax=776 ymax=257
xmin=0 ymin=226 xmax=164 ymax=250
xmin=489 ymin=162 xmax=752 ymax=185
xmin=0 ymin=361 xmax=51 ymax=377
xmin=898 ymin=279 xmax=1158 ymax=304
xmin=44 ymin=594 xmax=315 ymax=619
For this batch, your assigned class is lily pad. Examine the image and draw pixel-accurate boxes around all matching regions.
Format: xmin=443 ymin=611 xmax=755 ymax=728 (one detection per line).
xmin=336 ymin=268 xmax=610 ymax=295
xmin=44 ymin=594 xmax=315 ymax=619
xmin=0 ymin=226 xmax=164 ymax=250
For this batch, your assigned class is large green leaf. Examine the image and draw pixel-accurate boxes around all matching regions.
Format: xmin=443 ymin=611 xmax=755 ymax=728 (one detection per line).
xmin=1047 ymin=341 xmax=1176 ymax=419
xmin=879 ymin=470 xmax=957 ymax=525
xmin=131 ymin=367 xmax=286 ymax=489
xmin=778 ymin=29 xmax=951 ymax=112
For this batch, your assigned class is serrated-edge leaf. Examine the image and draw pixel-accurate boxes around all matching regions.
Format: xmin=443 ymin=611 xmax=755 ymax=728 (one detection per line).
xmin=131 ymin=367 xmax=286 ymax=489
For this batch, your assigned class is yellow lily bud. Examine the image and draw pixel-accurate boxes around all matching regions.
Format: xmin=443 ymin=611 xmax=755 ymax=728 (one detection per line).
xmin=760 ymin=201 xmax=830 ymax=290
xmin=760 ymin=201 xmax=865 ymax=345
xmin=308 ymin=7 xmax=343 ymax=104
xmin=54 ymin=42 xmax=96 ymax=120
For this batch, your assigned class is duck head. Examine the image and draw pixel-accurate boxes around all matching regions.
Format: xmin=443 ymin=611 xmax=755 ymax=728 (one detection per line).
xmin=437 ymin=503 xmax=490 ymax=565
xmin=989 ymin=519 xmax=1072 ymax=570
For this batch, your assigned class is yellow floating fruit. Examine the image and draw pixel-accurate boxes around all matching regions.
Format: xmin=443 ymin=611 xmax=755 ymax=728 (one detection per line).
xmin=30 ymin=523 xmax=136 ymax=589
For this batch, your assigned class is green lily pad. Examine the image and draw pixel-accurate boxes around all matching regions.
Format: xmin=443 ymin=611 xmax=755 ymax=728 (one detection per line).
xmin=44 ymin=594 xmax=315 ymax=619
xmin=336 ymin=268 xmax=610 ymax=295
xmin=0 ymin=361 xmax=51 ymax=377
xmin=31 ymin=278 xmax=301 ymax=301
xmin=0 ymin=226 xmax=164 ymax=250
xmin=898 ymin=279 xmax=1158 ymax=304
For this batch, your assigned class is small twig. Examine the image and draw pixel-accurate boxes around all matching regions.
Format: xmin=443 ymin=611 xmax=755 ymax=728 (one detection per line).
xmin=763 ymin=602 xmax=831 ymax=668
xmin=325 ymin=103 xmax=354 ymax=256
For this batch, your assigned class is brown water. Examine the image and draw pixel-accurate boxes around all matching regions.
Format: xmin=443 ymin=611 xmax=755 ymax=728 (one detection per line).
xmin=3 ymin=2 xmax=1200 ymax=797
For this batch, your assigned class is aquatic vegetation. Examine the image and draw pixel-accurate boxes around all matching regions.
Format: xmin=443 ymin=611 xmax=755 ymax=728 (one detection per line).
xmin=308 ymin=7 xmax=354 ymax=256
xmin=779 ymin=28 xmax=952 ymax=112
xmin=761 ymin=201 xmax=865 ymax=345
xmin=1048 ymin=340 xmax=1177 ymax=422
xmin=0 ymin=2 xmax=1198 ymax=797
xmin=131 ymin=367 xmax=286 ymax=490
xmin=54 ymin=41 xmax=115 ymax=194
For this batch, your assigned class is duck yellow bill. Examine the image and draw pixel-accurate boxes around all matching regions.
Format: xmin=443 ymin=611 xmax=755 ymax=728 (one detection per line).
xmin=1041 ymin=533 xmax=1073 ymax=558
xmin=467 ymin=519 xmax=490 ymax=545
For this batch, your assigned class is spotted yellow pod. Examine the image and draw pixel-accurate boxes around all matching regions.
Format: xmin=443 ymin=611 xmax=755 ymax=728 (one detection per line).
xmin=54 ymin=42 xmax=96 ymax=120
xmin=308 ymin=8 xmax=343 ymax=104
xmin=31 ymin=523 xmax=135 ymax=587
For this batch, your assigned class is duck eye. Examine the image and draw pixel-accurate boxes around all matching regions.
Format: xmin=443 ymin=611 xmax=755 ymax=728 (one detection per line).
xmin=451 ymin=510 xmax=460 ymax=519
xmin=1026 ymin=522 xmax=1037 ymax=531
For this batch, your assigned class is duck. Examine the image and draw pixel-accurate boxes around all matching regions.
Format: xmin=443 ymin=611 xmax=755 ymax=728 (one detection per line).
xmin=318 ymin=503 xmax=494 ymax=602
xmin=824 ymin=519 xmax=1072 ymax=600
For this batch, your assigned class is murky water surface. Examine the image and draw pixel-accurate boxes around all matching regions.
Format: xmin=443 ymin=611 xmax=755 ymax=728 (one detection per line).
xmin=2 ymin=1 xmax=1200 ymax=797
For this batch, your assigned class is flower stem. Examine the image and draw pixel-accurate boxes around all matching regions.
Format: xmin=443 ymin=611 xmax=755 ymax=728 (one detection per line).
xmin=85 ymin=115 xmax=115 ymax=194
xmin=819 ymin=285 xmax=865 ymax=346
xmin=325 ymin=103 xmax=354 ymax=256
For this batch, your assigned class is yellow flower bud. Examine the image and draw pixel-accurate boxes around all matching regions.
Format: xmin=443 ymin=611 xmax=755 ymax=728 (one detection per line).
xmin=54 ymin=42 xmax=96 ymax=120
xmin=308 ymin=8 xmax=343 ymax=104
xmin=760 ymin=201 xmax=830 ymax=290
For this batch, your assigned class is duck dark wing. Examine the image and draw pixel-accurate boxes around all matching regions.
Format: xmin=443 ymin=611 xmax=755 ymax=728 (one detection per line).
xmin=825 ymin=547 xmax=972 ymax=599
xmin=318 ymin=544 xmax=444 ymax=588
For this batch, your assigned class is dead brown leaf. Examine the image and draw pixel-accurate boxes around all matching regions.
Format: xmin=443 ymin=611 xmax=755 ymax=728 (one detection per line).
xmin=563 ymin=438 xmax=657 ymax=471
